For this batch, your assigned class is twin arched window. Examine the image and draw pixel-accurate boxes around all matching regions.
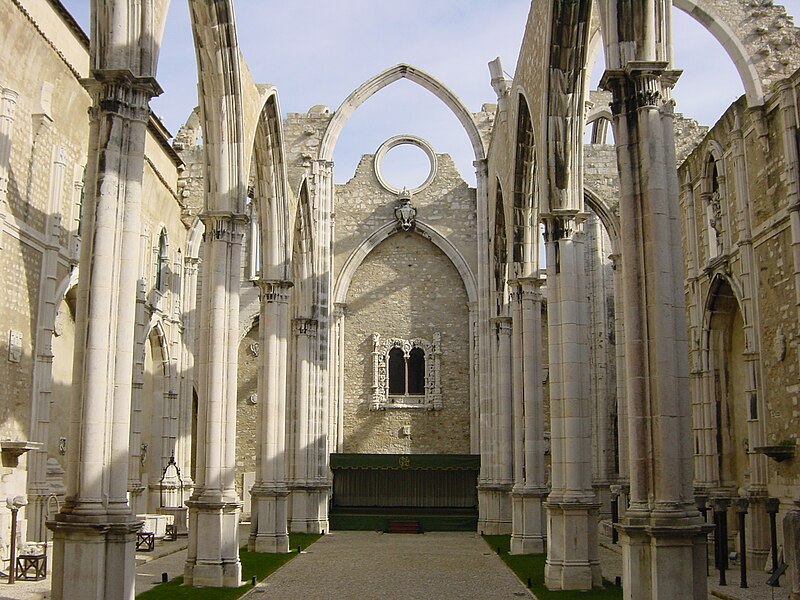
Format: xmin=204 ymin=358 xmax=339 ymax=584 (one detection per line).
xmin=371 ymin=333 xmax=442 ymax=410
xmin=388 ymin=346 xmax=425 ymax=395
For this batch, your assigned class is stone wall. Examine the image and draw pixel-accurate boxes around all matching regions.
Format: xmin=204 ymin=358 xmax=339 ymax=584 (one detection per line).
xmin=679 ymin=73 xmax=800 ymax=514
xmin=343 ymin=232 xmax=470 ymax=453
xmin=235 ymin=324 xmax=260 ymax=498
xmin=334 ymin=147 xmax=477 ymax=455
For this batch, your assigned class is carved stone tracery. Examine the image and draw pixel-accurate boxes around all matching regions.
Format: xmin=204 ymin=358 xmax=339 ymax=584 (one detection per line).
xmin=371 ymin=332 xmax=442 ymax=410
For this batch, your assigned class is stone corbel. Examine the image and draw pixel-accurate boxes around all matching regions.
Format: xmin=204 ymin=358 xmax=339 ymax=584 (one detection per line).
xmin=1 ymin=441 xmax=43 ymax=468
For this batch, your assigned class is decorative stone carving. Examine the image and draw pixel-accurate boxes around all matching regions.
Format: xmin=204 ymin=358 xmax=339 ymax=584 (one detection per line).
xmin=249 ymin=342 xmax=259 ymax=357
xmin=247 ymin=393 xmax=258 ymax=405
xmin=7 ymin=329 xmax=21 ymax=363
xmin=371 ymin=332 xmax=442 ymax=410
xmin=394 ymin=189 xmax=417 ymax=231
xmin=775 ymin=326 xmax=787 ymax=363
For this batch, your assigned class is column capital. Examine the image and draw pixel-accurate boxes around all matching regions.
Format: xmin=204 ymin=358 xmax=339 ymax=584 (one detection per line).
xmin=508 ymin=277 xmax=545 ymax=303
xmin=312 ymin=158 xmax=334 ymax=173
xmin=83 ymin=70 xmax=163 ymax=123
xmin=600 ymin=62 xmax=681 ymax=116
xmin=333 ymin=302 xmax=347 ymax=318
xmin=199 ymin=212 xmax=248 ymax=244
xmin=255 ymin=279 xmax=293 ymax=304
xmin=1 ymin=88 xmax=19 ymax=117
xmin=292 ymin=317 xmax=318 ymax=337
xmin=491 ymin=316 xmax=513 ymax=335
xmin=541 ymin=212 xmax=584 ymax=242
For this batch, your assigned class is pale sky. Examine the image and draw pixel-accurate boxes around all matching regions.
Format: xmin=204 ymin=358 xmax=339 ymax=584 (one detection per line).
xmin=61 ymin=1 xmax=800 ymax=186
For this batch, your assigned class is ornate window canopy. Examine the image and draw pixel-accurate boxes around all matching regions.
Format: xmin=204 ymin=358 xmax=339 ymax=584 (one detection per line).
xmin=371 ymin=333 xmax=442 ymax=410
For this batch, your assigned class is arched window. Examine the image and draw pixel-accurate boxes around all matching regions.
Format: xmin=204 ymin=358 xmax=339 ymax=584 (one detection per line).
xmin=387 ymin=346 xmax=426 ymax=396
xmin=372 ymin=333 xmax=441 ymax=410
xmin=156 ymin=229 xmax=168 ymax=292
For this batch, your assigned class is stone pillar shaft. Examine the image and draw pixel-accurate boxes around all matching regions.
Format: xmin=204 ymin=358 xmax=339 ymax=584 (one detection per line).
xmin=495 ymin=317 xmax=513 ymax=487
xmin=248 ymin=279 xmax=292 ymax=553
xmin=510 ymin=277 xmax=547 ymax=555
xmin=49 ymin=71 xmax=160 ymax=600
xmin=543 ymin=215 xmax=599 ymax=590
xmin=331 ymin=303 xmax=346 ymax=453
xmin=184 ymin=213 xmax=245 ymax=588
xmin=289 ymin=317 xmax=328 ymax=533
xmin=28 ymin=147 xmax=67 ymax=540
xmin=601 ymin=63 xmax=708 ymax=600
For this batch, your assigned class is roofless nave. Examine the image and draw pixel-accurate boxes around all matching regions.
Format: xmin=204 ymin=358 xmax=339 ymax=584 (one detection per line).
xmin=1 ymin=1 xmax=799 ymax=599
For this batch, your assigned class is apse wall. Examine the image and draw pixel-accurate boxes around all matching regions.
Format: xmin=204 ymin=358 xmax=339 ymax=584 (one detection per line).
xmin=334 ymin=150 xmax=478 ymax=455
xmin=343 ymin=232 xmax=470 ymax=453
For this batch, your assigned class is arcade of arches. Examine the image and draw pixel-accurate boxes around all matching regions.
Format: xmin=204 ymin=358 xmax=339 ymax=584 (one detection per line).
xmin=1 ymin=1 xmax=800 ymax=599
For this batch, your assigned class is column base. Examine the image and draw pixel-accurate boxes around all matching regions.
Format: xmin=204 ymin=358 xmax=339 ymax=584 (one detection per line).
xmin=618 ymin=512 xmax=711 ymax=600
xmin=288 ymin=484 xmax=330 ymax=534
xmin=477 ymin=483 xmax=513 ymax=535
xmin=744 ymin=493 xmax=771 ymax=567
xmin=48 ymin=516 xmax=141 ymax=600
xmin=510 ymin=486 xmax=547 ymax=554
xmin=544 ymin=497 xmax=602 ymax=591
xmin=184 ymin=498 xmax=242 ymax=588
xmin=783 ymin=502 xmax=800 ymax=600
xmin=248 ymin=486 xmax=290 ymax=553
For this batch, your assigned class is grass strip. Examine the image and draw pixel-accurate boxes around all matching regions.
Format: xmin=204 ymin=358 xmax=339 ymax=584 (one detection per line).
xmin=137 ymin=532 xmax=322 ymax=599
xmin=482 ymin=535 xmax=622 ymax=600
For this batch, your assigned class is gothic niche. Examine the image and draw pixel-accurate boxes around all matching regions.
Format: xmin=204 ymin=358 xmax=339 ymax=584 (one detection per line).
xmin=371 ymin=333 xmax=442 ymax=410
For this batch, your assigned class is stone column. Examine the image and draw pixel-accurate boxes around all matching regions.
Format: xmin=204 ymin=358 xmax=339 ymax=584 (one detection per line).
xmin=609 ymin=253 xmax=628 ymax=501
xmin=289 ymin=318 xmax=328 ymax=533
xmin=474 ymin=159 xmax=495 ymax=533
xmin=184 ymin=213 xmax=246 ymax=588
xmin=585 ymin=215 xmax=615 ymax=515
xmin=510 ymin=277 xmax=547 ymax=554
xmin=601 ymin=64 xmax=708 ymax=600
xmin=248 ymin=279 xmax=292 ymax=554
xmin=28 ymin=147 xmax=67 ymax=541
xmin=542 ymin=214 xmax=600 ymax=590
xmin=784 ymin=500 xmax=800 ymax=600
xmin=176 ymin=256 xmax=200 ymax=505
xmin=48 ymin=71 xmax=160 ymax=600
xmin=331 ymin=303 xmax=346 ymax=453
xmin=0 ymin=87 xmax=18 ymax=251
xmin=482 ymin=317 xmax=513 ymax=534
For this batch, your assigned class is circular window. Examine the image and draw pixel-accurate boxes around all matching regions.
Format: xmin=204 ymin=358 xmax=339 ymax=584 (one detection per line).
xmin=374 ymin=135 xmax=437 ymax=195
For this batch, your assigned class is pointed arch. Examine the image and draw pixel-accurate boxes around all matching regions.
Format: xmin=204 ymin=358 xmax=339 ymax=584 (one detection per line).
xmin=583 ymin=187 xmax=620 ymax=250
xmin=252 ymin=89 xmax=291 ymax=280
xmin=292 ymin=179 xmax=315 ymax=315
xmin=187 ymin=0 xmax=247 ymax=213
xmin=513 ymin=93 xmax=537 ymax=274
xmin=672 ymin=0 xmax=765 ymax=106
xmin=493 ymin=179 xmax=509 ymax=315
xmin=333 ymin=220 xmax=478 ymax=307
xmin=702 ymin=272 xmax=746 ymax=338
xmin=319 ymin=63 xmax=486 ymax=163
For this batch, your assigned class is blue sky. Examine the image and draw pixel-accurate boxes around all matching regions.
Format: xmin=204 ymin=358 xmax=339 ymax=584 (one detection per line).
xmin=61 ymin=1 xmax=800 ymax=186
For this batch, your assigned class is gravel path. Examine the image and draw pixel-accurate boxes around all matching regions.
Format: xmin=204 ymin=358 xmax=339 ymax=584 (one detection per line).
xmin=242 ymin=531 xmax=534 ymax=600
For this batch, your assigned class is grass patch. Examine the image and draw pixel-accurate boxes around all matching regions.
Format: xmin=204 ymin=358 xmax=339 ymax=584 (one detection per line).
xmin=482 ymin=535 xmax=622 ymax=600
xmin=137 ymin=533 xmax=321 ymax=599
